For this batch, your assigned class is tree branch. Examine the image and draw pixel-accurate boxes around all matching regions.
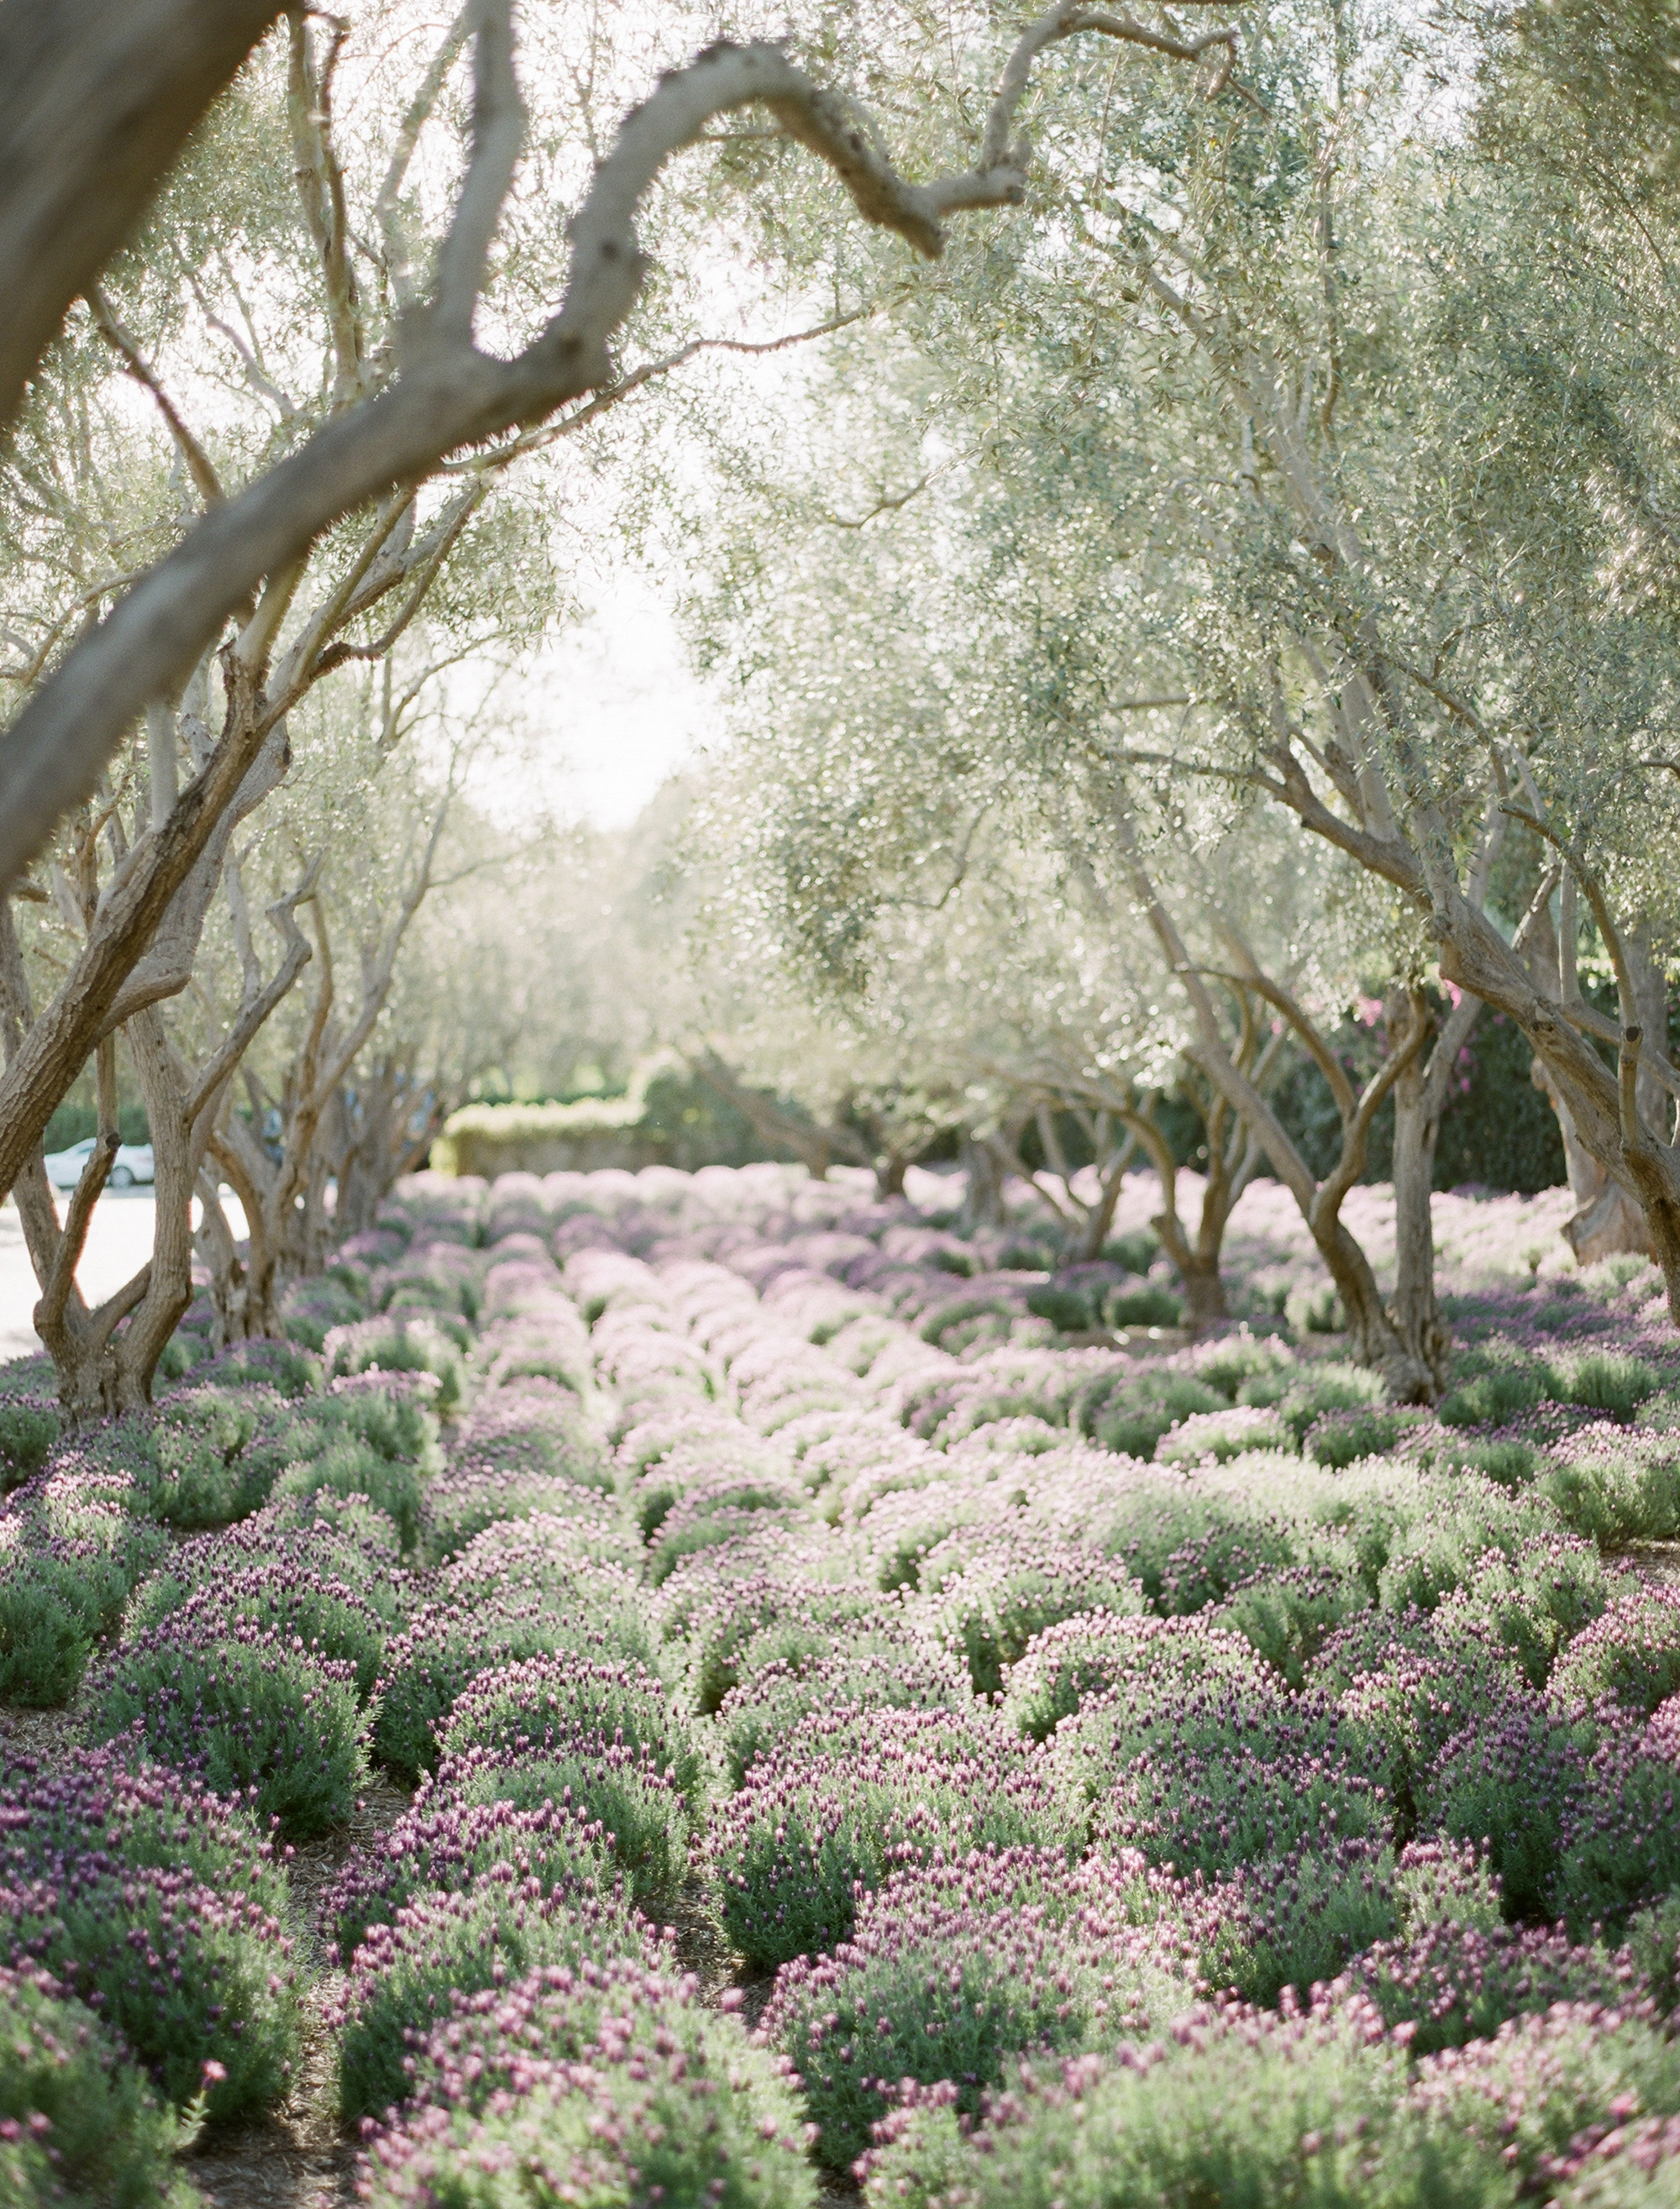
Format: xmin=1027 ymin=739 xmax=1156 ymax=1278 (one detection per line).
xmin=0 ymin=12 xmax=1232 ymax=883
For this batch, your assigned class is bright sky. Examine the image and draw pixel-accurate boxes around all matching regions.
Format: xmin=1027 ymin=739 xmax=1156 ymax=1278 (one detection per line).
xmin=512 ymin=564 xmax=725 ymax=829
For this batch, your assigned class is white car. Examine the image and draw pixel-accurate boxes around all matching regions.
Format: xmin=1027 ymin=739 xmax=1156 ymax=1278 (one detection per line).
xmin=42 ymin=1135 xmax=156 ymax=1192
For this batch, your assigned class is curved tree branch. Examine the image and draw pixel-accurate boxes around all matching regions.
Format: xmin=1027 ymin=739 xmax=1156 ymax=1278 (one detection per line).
xmin=0 ymin=7 xmax=1238 ymax=884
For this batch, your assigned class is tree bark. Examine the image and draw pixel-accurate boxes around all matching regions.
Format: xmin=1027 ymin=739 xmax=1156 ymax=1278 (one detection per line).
xmin=0 ymin=0 xmax=285 ymax=434
xmin=958 ymin=1129 xmax=1008 ymax=1232
xmin=1386 ymin=989 xmax=1467 ymax=1393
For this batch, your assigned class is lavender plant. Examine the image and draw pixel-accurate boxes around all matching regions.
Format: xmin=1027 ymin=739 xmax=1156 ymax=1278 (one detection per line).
xmin=359 ymin=1962 xmax=814 ymax=2209
xmin=710 ymin=1703 xmax=1074 ymax=1967
xmin=87 ymin=1612 xmax=367 ymax=1834
xmin=0 ymin=1965 xmax=197 ymax=2209
xmin=333 ymin=1876 xmax=654 ymax=2121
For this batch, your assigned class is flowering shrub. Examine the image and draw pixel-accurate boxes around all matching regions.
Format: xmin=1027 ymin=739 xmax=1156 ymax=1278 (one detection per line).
xmin=440 ymin=1521 xmax=652 ymax=1655
xmin=1433 ymin=1534 xmax=1612 ymax=1687
xmin=0 ymin=1472 xmax=163 ymax=1703
xmin=274 ymin=1435 xmax=428 ymax=1556
xmin=438 ymin=1650 xmax=703 ymax=1806
xmin=1335 ymin=1912 xmax=1634 ymax=2054
xmin=334 ymin=1877 xmax=653 ymax=2120
xmin=858 ymin=2006 xmax=1515 ymax=2209
xmin=1551 ymin=1708 xmax=1680 ymax=1937
xmin=0 ymin=1754 xmax=300 ymax=2117
xmin=326 ymin=1787 xmax=612 ymax=1955
xmin=373 ymin=1598 xmax=606 ymax=1780
xmin=763 ymin=1847 xmax=1196 ymax=2168
xmin=913 ymin=1537 xmax=1145 ymax=1696
xmin=1552 ymin=1586 xmax=1680 ymax=1717
xmin=449 ymin=1377 xmax=611 ymax=1484
xmin=441 ymin=1740 xmax=691 ymax=1913
xmin=1082 ymin=1371 xmax=1224 ymax=1458
xmin=1091 ymin=1481 xmax=1297 ymax=1614
xmin=1199 ymin=1838 xmax=1499 ymax=2009
xmin=710 ymin=1703 xmax=1074 ymax=1968
xmin=125 ymin=1552 xmax=388 ymax=1698
xmin=1156 ymin=1404 xmax=1294 ymax=1466
xmin=1540 ymin=1426 xmax=1680 ymax=1545
xmin=360 ymin=1963 xmax=814 ymax=2209
xmin=1212 ymin=1561 xmax=1373 ymax=1688
xmin=7 ymin=1160 xmax=1680 ymax=2194
xmin=134 ymin=1493 xmax=409 ymax=1623
xmin=0 ymin=1398 xmax=59 ymax=1491
xmin=323 ymin=1313 xmax=465 ymax=1409
xmin=1001 ymin=1610 xmax=1260 ymax=1741
xmin=678 ymin=1571 xmax=883 ymax=1714
xmin=0 ymin=1965 xmax=195 ymax=2209
xmin=1318 ymin=1608 xmax=1525 ymax=1806
xmin=716 ymin=1644 xmax=969 ymax=1792
xmin=87 ymin=1611 xmax=367 ymax=1834
xmin=71 ymin=1386 xmax=270 ymax=1530
xmin=1411 ymin=2002 xmax=1680 ymax=2192
xmin=1420 ymin=1695 xmax=1593 ymax=1919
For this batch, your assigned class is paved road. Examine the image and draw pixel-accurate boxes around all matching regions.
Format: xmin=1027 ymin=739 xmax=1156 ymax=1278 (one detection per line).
xmin=0 ymin=1189 xmax=247 ymax=1363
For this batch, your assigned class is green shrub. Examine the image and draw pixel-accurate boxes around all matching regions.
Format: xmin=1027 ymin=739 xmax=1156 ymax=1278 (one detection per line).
xmin=323 ymin=1314 xmax=465 ymax=1409
xmin=915 ymin=1541 xmax=1145 ymax=1697
xmin=715 ymin=1644 xmax=969 ymax=1791
xmin=1305 ymin=1404 xmax=1431 ymax=1468
xmin=1557 ymin=1351 xmax=1661 ymax=1419
xmin=1551 ymin=1587 xmax=1680 ymax=1717
xmin=451 ymin=1743 xmax=690 ymax=1913
xmin=1155 ymin=1404 xmax=1293 ymax=1464
xmin=334 ymin=1881 xmax=648 ymax=2122
xmin=1181 ymin=1337 xmax=1294 ymax=1402
xmin=764 ymin=1852 xmax=1193 ymax=2170
xmin=1538 ymin=1427 xmax=1680 ymax=1544
xmin=437 ymin=1650 xmax=703 ymax=1807
xmin=1435 ymin=1435 xmax=1539 ymax=1489
xmin=1026 ymin=1283 xmax=1098 ymax=1331
xmin=1416 ymin=2004 xmax=1680 ymax=2192
xmin=1103 ymin=1282 xmax=1182 ymax=1328
xmin=361 ymin=1962 xmax=815 ymax=2209
xmin=1438 ymin=1359 xmax=1556 ymax=1430
xmin=1103 ymin=1231 xmax=1159 ymax=1273
xmin=1085 ymin=1372 xmax=1222 ymax=1457
xmin=87 ymin=1613 xmax=367 ymax=1837
xmin=326 ymin=1782 xmax=612 ymax=1956
xmin=372 ymin=1598 xmax=584 ymax=1781
xmin=1334 ymin=1911 xmax=1628 ymax=2057
xmin=1093 ymin=1482 xmax=1296 ymax=1613
xmin=125 ymin=1556 xmax=387 ymax=1700
xmin=1285 ymin=1282 xmax=1346 ymax=1335
xmin=0 ymin=1754 xmax=300 ymax=2120
xmin=1047 ymin=1666 xmax=1383 ymax=1874
xmin=279 ymin=1273 xmax=366 ymax=1351
xmin=0 ymin=1475 xmax=163 ymax=1704
xmin=1375 ymin=1478 xmax=1563 ymax=1614
xmin=1197 ymin=1836 xmax=1498 ymax=2009
xmin=0 ymin=1965 xmax=197 ymax=2209
xmin=858 ymin=2008 xmax=1512 ymax=2209
xmin=293 ymin=1385 xmax=442 ymax=1471
xmin=274 ymin=1436 xmax=427 ymax=1555
xmin=1213 ymin=1561 xmax=1373 ymax=1689
xmin=1419 ymin=1696 xmax=1591 ymax=1919
xmin=1551 ymin=1724 xmax=1680 ymax=1938
xmin=709 ymin=1704 xmax=1073 ymax=1970
xmin=1001 ymin=1610 xmax=1260 ymax=1742
xmin=99 ymin=1387 xmax=270 ymax=1529
xmin=0 ymin=1401 xmax=59 ymax=1493
xmin=1275 ymin=1362 xmax=1384 ymax=1446
xmin=1435 ymin=1535 xmax=1610 ymax=1687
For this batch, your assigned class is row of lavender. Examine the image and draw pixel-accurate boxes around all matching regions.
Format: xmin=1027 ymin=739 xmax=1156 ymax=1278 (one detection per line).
xmin=5 ymin=1160 xmax=1680 ymax=2205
